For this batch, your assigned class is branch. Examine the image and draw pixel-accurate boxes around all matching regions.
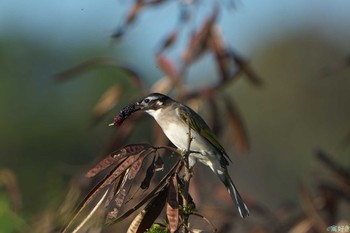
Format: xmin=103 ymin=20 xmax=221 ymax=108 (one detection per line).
xmin=180 ymin=123 xmax=194 ymax=233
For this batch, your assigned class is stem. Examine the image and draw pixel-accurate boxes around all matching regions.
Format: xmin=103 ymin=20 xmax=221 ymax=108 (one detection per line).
xmin=181 ymin=124 xmax=193 ymax=233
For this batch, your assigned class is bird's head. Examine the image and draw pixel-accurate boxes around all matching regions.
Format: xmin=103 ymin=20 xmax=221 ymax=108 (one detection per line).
xmin=135 ymin=93 xmax=172 ymax=113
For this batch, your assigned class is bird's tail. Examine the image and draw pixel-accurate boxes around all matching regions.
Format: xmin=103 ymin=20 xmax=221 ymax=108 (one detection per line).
xmin=218 ymin=171 xmax=249 ymax=218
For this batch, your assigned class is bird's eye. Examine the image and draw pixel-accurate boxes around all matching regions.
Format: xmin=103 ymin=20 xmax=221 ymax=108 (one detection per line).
xmin=144 ymin=98 xmax=150 ymax=103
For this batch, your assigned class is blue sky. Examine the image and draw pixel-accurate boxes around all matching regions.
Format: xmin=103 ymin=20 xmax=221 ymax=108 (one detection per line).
xmin=1 ymin=0 xmax=350 ymax=50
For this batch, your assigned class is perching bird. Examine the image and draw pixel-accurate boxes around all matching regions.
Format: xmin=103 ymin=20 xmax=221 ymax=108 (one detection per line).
xmin=135 ymin=93 xmax=249 ymax=218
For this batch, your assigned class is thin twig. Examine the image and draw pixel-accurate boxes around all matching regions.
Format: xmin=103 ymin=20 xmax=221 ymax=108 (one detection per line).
xmin=180 ymin=123 xmax=193 ymax=233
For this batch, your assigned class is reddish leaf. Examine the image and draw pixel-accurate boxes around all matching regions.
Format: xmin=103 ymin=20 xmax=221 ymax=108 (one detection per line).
xmin=114 ymin=144 xmax=153 ymax=158
xmin=85 ymin=156 xmax=122 ymax=178
xmin=166 ymin=176 xmax=179 ymax=233
xmin=128 ymin=159 xmax=144 ymax=180
xmin=107 ymin=188 xmax=127 ymax=220
xmin=223 ymin=96 xmax=249 ymax=154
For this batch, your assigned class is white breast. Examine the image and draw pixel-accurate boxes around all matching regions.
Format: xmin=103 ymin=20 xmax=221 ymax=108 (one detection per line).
xmin=146 ymin=108 xmax=214 ymax=153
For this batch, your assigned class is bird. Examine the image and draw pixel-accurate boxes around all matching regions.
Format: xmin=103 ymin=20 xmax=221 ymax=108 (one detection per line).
xmin=134 ymin=93 xmax=249 ymax=218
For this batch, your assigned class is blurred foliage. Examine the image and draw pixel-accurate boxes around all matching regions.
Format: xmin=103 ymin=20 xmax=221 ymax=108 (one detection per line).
xmin=1 ymin=4 xmax=350 ymax=231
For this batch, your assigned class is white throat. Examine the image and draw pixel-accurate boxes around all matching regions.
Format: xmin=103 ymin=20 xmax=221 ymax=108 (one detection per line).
xmin=145 ymin=108 xmax=163 ymax=120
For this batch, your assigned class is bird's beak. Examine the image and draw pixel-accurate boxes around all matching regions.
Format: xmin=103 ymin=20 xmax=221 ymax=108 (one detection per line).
xmin=134 ymin=101 xmax=145 ymax=110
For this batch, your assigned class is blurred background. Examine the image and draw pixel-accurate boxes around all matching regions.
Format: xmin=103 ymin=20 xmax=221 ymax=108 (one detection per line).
xmin=1 ymin=0 xmax=350 ymax=232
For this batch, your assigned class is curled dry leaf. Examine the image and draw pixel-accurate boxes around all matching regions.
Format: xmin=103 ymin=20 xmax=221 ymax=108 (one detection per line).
xmin=166 ymin=176 xmax=179 ymax=233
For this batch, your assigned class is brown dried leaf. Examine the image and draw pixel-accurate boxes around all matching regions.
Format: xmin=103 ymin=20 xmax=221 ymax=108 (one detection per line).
xmin=230 ymin=50 xmax=263 ymax=86
xmin=108 ymin=159 xmax=182 ymax=224
xmin=207 ymin=97 xmax=222 ymax=135
xmin=209 ymin=26 xmax=231 ymax=81
xmin=298 ymin=182 xmax=328 ymax=233
xmin=316 ymin=150 xmax=350 ymax=187
xmin=154 ymin=156 xmax=164 ymax=172
xmin=166 ymin=176 xmax=179 ymax=233
xmin=85 ymin=156 xmax=120 ymax=178
xmin=126 ymin=2 xmax=144 ymax=25
xmin=128 ymin=159 xmax=144 ymax=181
xmin=61 ymin=185 xmax=112 ymax=233
xmin=182 ymin=4 xmax=219 ymax=65
xmin=86 ymin=144 xmax=151 ymax=178
xmin=101 ymin=154 xmax=143 ymax=188
xmin=223 ymin=96 xmax=249 ymax=154
xmin=92 ymin=84 xmax=121 ymax=121
xmin=157 ymin=30 xmax=178 ymax=54
xmin=127 ymin=186 xmax=168 ymax=233
xmin=54 ymin=57 xmax=107 ymax=82
xmin=140 ymin=156 xmax=156 ymax=190
xmin=156 ymin=54 xmax=179 ymax=80
xmin=55 ymin=57 xmax=143 ymax=88
xmin=107 ymin=188 xmax=127 ymax=220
